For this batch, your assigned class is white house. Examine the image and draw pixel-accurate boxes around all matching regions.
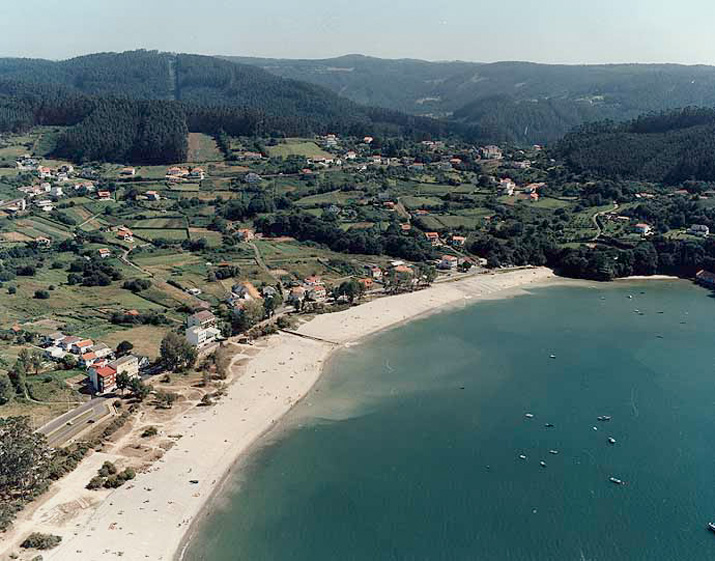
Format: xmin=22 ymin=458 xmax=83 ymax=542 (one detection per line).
xmin=688 ymin=224 xmax=710 ymax=237
xmin=634 ymin=223 xmax=652 ymax=236
xmin=186 ymin=326 xmax=221 ymax=348
xmin=438 ymin=255 xmax=460 ymax=270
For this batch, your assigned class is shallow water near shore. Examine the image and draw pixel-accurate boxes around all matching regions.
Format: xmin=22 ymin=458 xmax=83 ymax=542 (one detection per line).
xmin=184 ymin=280 xmax=715 ymax=561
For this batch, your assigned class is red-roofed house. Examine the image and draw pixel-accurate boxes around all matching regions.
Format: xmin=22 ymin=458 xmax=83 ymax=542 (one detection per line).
xmin=88 ymin=365 xmax=117 ymax=394
xmin=425 ymin=232 xmax=441 ymax=246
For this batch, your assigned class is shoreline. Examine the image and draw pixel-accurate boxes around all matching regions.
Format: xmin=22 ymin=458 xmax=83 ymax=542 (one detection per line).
xmin=22 ymin=268 xmax=554 ymax=561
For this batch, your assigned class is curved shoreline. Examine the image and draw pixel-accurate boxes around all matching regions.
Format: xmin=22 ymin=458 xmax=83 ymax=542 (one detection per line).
xmin=35 ymin=268 xmax=555 ymax=561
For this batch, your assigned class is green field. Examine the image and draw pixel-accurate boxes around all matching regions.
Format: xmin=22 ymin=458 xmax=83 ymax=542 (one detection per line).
xmin=131 ymin=217 xmax=187 ymax=229
xmin=133 ymin=228 xmax=188 ymax=241
xmin=401 ymin=196 xmax=443 ymax=209
xmin=296 ymin=190 xmax=364 ymax=207
xmin=267 ymin=139 xmax=332 ymax=159
xmin=187 ymin=133 xmax=223 ymax=163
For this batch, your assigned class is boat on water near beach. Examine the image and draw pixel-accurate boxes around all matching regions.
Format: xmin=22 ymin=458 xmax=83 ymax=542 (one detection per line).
xmin=544 ymin=423 xmax=554 ymax=428
xmin=540 ymin=461 xmax=547 ymax=468
xmin=608 ymin=437 xmax=617 ymax=444
xmin=708 ymin=522 xmax=715 ymax=533
xmin=525 ymin=413 xmax=534 ymax=418
xmin=609 ymin=477 xmax=625 ymax=485
xmin=549 ymin=450 xmax=559 ymax=455
xmin=597 ymin=416 xmax=611 ymax=422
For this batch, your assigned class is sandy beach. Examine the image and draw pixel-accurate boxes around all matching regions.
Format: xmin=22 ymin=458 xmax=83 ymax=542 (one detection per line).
xmin=2 ymin=267 xmax=554 ymax=561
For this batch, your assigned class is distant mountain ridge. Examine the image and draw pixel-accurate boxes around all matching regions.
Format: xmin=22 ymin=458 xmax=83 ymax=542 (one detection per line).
xmin=225 ymin=55 xmax=715 ymax=143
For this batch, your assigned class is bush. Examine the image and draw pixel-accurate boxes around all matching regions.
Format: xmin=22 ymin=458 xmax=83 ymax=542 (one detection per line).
xmin=86 ymin=475 xmax=104 ymax=490
xmin=20 ymin=533 xmax=62 ymax=550
xmin=7 ymin=285 xmax=16 ymax=295
xmin=141 ymin=426 xmax=158 ymax=438
xmin=34 ymin=290 xmax=50 ymax=300
xmin=98 ymin=460 xmax=117 ymax=477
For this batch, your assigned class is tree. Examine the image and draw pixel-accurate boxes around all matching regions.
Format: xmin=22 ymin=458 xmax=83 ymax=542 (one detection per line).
xmin=232 ymin=300 xmax=264 ymax=333
xmin=34 ymin=290 xmax=50 ymax=300
xmin=8 ymin=363 xmax=28 ymax=398
xmin=0 ymin=417 xmax=51 ymax=501
xmin=128 ymin=378 xmax=151 ymax=401
xmin=155 ymin=391 xmax=178 ymax=409
xmin=160 ymin=332 xmax=197 ymax=372
xmin=0 ymin=373 xmax=13 ymax=405
xmin=116 ymin=341 xmax=134 ymax=357
xmin=115 ymin=372 xmax=131 ymax=395
xmin=336 ymin=279 xmax=362 ymax=303
xmin=18 ymin=349 xmax=43 ymax=376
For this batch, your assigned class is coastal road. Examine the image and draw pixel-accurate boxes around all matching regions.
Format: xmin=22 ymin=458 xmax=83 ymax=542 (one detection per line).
xmin=38 ymin=397 xmax=114 ymax=448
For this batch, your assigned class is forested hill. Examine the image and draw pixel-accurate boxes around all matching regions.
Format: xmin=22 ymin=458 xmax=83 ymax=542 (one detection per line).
xmin=0 ymin=51 xmax=447 ymax=163
xmin=227 ymin=55 xmax=715 ymax=144
xmin=555 ymin=107 xmax=715 ymax=184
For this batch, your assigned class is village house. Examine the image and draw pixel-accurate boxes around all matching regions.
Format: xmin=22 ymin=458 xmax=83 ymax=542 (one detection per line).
xmin=90 ymin=342 xmax=113 ymax=359
xmin=34 ymin=199 xmax=54 ymax=212
xmin=58 ymin=336 xmax=81 ymax=352
xmin=500 ymin=178 xmax=516 ymax=196
xmin=236 ymin=228 xmax=255 ymax=241
xmin=189 ymin=167 xmax=205 ymax=180
xmin=358 ymin=278 xmax=373 ymax=291
xmin=363 ymin=136 xmax=374 ymax=144
xmin=98 ymin=248 xmax=111 ymax=259
xmin=117 ymin=227 xmax=134 ymax=242
xmin=88 ymin=365 xmax=117 ymax=394
xmin=72 ymin=339 xmax=94 ymax=355
xmin=364 ymin=264 xmax=383 ymax=280
xmin=187 ymin=310 xmax=217 ymax=330
xmin=35 ymin=236 xmax=52 ymax=248
xmin=688 ymin=224 xmax=710 ymax=237
xmin=186 ymin=325 xmax=221 ymax=348
xmin=287 ymin=286 xmax=306 ymax=305
xmin=97 ymin=190 xmax=112 ymax=201
xmin=0 ymin=198 xmax=27 ymax=213
xmin=425 ymin=232 xmax=441 ymax=246
xmin=145 ymin=190 xmax=160 ymax=201
xmin=49 ymin=185 xmax=63 ymax=197
xmin=80 ymin=352 xmax=99 ymax=368
xmin=120 ymin=167 xmax=136 ymax=176
xmin=345 ymin=151 xmax=357 ymax=160
xmin=480 ymin=145 xmax=503 ymax=160
xmin=166 ymin=166 xmax=189 ymax=180
xmin=634 ymin=223 xmax=653 ymax=235
xmin=44 ymin=331 xmax=67 ymax=347
xmin=109 ymin=355 xmax=140 ymax=379
xmin=306 ymin=285 xmax=327 ymax=302
xmin=451 ymin=235 xmax=467 ymax=247
xmin=438 ymin=255 xmax=460 ymax=270
xmin=400 ymin=224 xmax=412 ymax=234
xmin=38 ymin=166 xmax=52 ymax=179
xmin=230 ymin=282 xmax=263 ymax=304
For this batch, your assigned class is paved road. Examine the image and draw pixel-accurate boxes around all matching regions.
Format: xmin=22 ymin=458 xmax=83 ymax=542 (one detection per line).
xmin=38 ymin=397 xmax=114 ymax=448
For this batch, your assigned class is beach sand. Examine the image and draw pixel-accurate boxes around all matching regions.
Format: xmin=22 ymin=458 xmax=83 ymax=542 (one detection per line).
xmin=6 ymin=268 xmax=553 ymax=561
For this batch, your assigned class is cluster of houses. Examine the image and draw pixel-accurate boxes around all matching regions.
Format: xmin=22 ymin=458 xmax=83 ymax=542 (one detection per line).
xmin=42 ymin=332 xmax=145 ymax=394
xmin=423 ymin=232 xmax=467 ymax=248
xmin=498 ymin=178 xmax=545 ymax=201
xmin=166 ymin=166 xmax=206 ymax=182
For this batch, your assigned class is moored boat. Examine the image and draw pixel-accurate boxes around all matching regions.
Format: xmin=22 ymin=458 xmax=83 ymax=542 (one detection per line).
xmin=609 ymin=477 xmax=625 ymax=485
xmin=708 ymin=522 xmax=715 ymax=533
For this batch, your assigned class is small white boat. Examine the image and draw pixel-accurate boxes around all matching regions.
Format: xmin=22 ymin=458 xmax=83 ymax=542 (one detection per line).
xmin=525 ymin=413 xmax=534 ymax=419
xmin=519 ymin=454 xmax=527 ymax=460
xmin=540 ymin=461 xmax=547 ymax=468
xmin=549 ymin=450 xmax=559 ymax=455
xmin=708 ymin=522 xmax=715 ymax=533
xmin=628 ymin=295 xmax=633 ymax=300
xmin=592 ymin=426 xmax=598 ymax=431
xmin=549 ymin=354 xmax=556 ymax=359
xmin=609 ymin=477 xmax=625 ymax=485
xmin=597 ymin=416 xmax=612 ymax=422
xmin=608 ymin=437 xmax=617 ymax=444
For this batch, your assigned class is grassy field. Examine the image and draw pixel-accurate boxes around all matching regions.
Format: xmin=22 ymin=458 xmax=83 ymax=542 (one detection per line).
xmin=296 ymin=190 xmax=364 ymax=207
xmin=133 ymin=228 xmax=188 ymax=241
xmin=101 ymin=324 xmax=169 ymax=359
xmin=267 ymin=139 xmax=332 ymax=159
xmin=401 ymin=196 xmax=443 ymax=209
xmin=187 ymin=133 xmax=223 ymax=163
xmin=188 ymin=228 xmax=223 ymax=247
xmin=131 ymin=217 xmax=187 ymax=229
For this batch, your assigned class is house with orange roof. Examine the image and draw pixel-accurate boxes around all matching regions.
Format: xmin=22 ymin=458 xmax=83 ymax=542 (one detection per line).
xmin=451 ymin=235 xmax=467 ymax=247
xmin=98 ymin=248 xmax=111 ymax=259
xmin=88 ymin=365 xmax=117 ymax=394
xmin=425 ymin=232 xmax=441 ymax=246
xmin=97 ymin=190 xmax=112 ymax=201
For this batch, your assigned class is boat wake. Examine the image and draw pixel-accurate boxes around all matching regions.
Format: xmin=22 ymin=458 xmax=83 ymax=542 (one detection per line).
xmin=630 ymin=386 xmax=640 ymax=418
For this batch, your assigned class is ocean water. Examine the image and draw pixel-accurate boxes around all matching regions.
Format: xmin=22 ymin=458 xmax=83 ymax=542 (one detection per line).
xmin=184 ymin=280 xmax=715 ymax=561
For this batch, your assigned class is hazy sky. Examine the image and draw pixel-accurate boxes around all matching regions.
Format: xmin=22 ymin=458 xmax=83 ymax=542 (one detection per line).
xmin=1 ymin=0 xmax=714 ymax=64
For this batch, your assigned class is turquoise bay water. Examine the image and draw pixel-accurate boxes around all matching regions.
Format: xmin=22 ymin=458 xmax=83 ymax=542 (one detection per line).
xmin=185 ymin=281 xmax=715 ymax=561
